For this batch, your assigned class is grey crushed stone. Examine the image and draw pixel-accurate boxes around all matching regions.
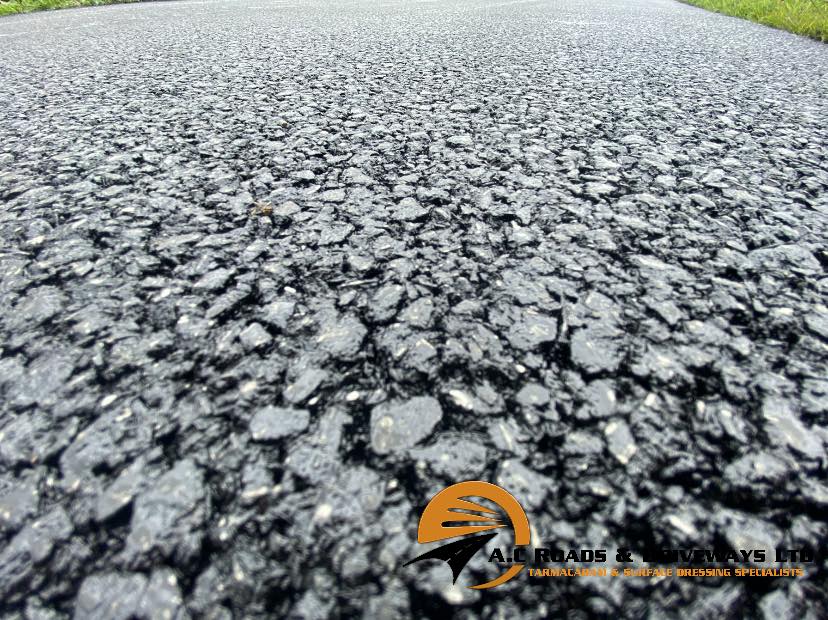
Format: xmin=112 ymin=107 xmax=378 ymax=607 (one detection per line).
xmin=0 ymin=0 xmax=826 ymax=617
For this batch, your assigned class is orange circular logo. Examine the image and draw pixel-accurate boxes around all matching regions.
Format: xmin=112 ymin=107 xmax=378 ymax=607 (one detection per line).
xmin=405 ymin=481 xmax=531 ymax=589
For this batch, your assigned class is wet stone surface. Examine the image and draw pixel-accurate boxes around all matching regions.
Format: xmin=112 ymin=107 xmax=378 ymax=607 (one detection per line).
xmin=370 ymin=397 xmax=443 ymax=455
xmin=1 ymin=0 xmax=827 ymax=617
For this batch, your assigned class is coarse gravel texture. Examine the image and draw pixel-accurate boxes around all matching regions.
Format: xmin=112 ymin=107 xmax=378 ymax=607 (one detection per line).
xmin=1 ymin=0 xmax=827 ymax=618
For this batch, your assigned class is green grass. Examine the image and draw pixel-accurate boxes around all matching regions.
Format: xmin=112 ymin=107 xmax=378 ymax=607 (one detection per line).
xmin=0 ymin=0 xmax=136 ymax=17
xmin=684 ymin=0 xmax=828 ymax=42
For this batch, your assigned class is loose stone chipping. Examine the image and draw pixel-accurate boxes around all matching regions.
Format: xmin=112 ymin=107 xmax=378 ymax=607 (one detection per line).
xmin=370 ymin=397 xmax=443 ymax=455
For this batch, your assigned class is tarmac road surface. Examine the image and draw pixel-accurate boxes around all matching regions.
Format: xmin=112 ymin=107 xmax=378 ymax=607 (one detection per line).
xmin=0 ymin=0 xmax=827 ymax=617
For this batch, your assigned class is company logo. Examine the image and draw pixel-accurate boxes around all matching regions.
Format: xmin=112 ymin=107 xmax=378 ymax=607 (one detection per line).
xmin=404 ymin=481 xmax=530 ymax=589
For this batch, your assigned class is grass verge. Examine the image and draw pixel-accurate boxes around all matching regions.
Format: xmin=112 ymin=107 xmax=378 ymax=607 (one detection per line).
xmin=684 ymin=0 xmax=828 ymax=42
xmin=0 ymin=0 xmax=136 ymax=17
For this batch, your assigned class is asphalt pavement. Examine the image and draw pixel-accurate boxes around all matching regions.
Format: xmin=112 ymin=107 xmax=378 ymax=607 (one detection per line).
xmin=1 ymin=0 xmax=827 ymax=618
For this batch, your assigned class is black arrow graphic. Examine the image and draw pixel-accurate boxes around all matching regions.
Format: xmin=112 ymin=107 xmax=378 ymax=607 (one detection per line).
xmin=403 ymin=533 xmax=498 ymax=584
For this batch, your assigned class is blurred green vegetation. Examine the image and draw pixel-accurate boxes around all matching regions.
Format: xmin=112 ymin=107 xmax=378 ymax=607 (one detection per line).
xmin=0 ymin=0 xmax=136 ymax=17
xmin=686 ymin=0 xmax=828 ymax=42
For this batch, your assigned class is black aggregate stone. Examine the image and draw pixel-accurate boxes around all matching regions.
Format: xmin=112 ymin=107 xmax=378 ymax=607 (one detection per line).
xmin=0 ymin=0 xmax=827 ymax=617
